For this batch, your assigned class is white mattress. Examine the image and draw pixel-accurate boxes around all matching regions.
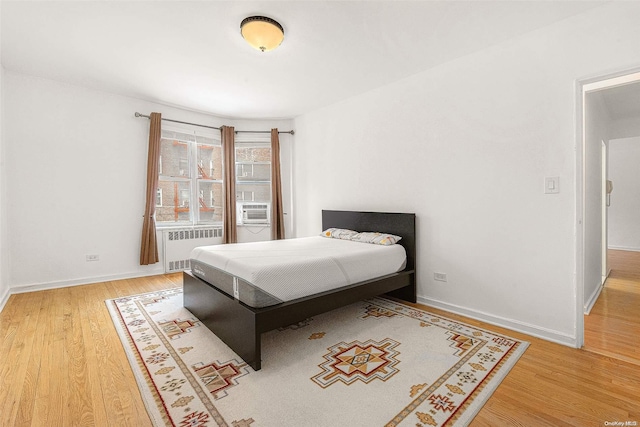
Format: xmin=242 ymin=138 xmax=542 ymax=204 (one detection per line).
xmin=190 ymin=236 xmax=407 ymax=303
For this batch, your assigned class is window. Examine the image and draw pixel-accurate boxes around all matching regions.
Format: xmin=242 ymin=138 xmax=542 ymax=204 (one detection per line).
xmin=156 ymin=128 xmax=223 ymax=226
xmin=235 ymin=140 xmax=271 ymax=225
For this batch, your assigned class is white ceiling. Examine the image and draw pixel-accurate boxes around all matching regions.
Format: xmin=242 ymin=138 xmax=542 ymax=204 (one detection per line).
xmin=2 ymin=1 xmax=607 ymax=119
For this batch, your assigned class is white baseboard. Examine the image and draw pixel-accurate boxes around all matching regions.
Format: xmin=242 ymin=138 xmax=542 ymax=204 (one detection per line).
xmin=417 ymin=295 xmax=577 ymax=347
xmin=0 ymin=287 xmax=10 ymax=314
xmin=584 ymin=281 xmax=604 ymax=315
xmin=608 ymin=245 xmax=640 ymax=252
xmin=6 ymin=268 xmax=165 ymax=298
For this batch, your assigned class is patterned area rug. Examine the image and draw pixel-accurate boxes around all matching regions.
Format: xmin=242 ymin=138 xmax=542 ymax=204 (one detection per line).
xmin=106 ymin=288 xmax=528 ymax=426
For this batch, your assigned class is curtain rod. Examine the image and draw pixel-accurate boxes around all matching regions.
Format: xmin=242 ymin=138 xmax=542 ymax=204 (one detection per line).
xmin=134 ymin=112 xmax=294 ymax=135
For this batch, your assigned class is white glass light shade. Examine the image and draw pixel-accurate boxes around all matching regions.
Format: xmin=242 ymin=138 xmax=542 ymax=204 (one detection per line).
xmin=240 ymin=16 xmax=284 ymax=52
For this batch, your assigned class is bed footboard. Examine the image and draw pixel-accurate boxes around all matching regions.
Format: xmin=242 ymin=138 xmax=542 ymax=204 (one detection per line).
xmin=183 ymin=271 xmax=262 ymax=370
xmin=183 ymin=268 xmax=415 ymax=371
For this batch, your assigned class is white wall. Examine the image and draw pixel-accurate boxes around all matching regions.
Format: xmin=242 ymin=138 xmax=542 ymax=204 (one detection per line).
xmin=611 ymin=116 xmax=640 ymax=140
xmin=3 ymin=71 xmax=292 ymax=291
xmin=0 ymin=71 xmax=6 ymax=308
xmin=0 ymin=1 xmax=9 ymax=310
xmin=292 ymin=2 xmax=640 ymax=345
xmin=608 ymin=137 xmax=640 ymax=251
xmin=0 ymin=65 xmax=6 ymax=307
xmin=583 ymin=91 xmax=611 ymax=310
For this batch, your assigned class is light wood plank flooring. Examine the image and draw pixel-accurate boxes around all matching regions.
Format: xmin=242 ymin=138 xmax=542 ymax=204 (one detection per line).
xmin=1 ymin=272 xmax=639 ymax=426
xmin=584 ymin=249 xmax=640 ymax=366
xmin=0 ymin=274 xmax=181 ymax=427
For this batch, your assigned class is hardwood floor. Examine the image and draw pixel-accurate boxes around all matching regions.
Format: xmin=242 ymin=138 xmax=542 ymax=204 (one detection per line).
xmin=584 ymin=249 xmax=640 ymax=366
xmin=1 ymin=272 xmax=638 ymax=426
xmin=0 ymin=274 xmax=181 ymax=427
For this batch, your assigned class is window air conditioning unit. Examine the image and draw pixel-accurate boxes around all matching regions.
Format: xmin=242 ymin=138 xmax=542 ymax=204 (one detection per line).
xmin=237 ymin=202 xmax=270 ymax=225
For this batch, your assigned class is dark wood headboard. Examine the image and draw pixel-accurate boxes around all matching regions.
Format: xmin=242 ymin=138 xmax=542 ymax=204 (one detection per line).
xmin=321 ymin=210 xmax=416 ymax=271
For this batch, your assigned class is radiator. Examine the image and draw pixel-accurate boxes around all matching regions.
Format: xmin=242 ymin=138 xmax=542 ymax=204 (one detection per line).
xmin=162 ymin=227 xmax=223 ymax=273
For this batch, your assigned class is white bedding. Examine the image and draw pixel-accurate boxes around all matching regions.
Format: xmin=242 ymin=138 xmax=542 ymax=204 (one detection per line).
xmin=190 ymin=236 xmax=407 ymax=303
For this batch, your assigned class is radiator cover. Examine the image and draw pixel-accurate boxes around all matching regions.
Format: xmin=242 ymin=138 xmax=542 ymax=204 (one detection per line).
xmin=162 ymin=227 xmax=223 ymax=273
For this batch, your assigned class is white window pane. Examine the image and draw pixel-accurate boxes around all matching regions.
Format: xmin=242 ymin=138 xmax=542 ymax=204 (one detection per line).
xmin=160 ymin=138 xmax=190 ymax=178
xmin=197 ymin=181 xmax=223 ymax=224
xmin=236 ymin=183 xmax=270 ymax=203
xmin=197 ymin=143 xmax=222 ymax=180
xmin=156 ymin=180 xmax=191 ymax=224
xmin=235 ymin=144 xmax=270 ymax=163
xmin=161 ymin=130 xmax=196 ymax=143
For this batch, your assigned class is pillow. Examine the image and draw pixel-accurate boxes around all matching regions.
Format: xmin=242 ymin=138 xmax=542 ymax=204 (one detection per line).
xmin=321 ymin=228 xmax=358 ymax=240
xmin=350 ymin=231 xmax=402 ymax=246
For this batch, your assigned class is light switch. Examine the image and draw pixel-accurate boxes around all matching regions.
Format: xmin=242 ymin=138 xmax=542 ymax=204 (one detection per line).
xmin=544 ymin=177 xmax=559 ymax=194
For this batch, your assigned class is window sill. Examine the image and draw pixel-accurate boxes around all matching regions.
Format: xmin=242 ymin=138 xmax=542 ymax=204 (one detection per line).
xmin=156 ymin=224 xmax=223 ymax=231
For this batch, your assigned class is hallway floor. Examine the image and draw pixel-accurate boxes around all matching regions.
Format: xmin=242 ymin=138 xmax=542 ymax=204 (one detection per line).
xmin=584 ymin=249 xmax=640 ymax=365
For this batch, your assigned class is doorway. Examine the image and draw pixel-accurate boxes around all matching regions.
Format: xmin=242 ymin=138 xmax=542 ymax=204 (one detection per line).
xmin=577 ymin=69 xmax=640 ymax=363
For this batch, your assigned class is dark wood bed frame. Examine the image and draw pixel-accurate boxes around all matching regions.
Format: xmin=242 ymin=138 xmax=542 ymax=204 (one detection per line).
xmin=183 ymin=210 xmax=416 ymax=370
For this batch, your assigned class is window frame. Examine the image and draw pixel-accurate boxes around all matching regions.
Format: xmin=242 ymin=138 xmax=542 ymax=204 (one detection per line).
xmin=156 ymin=125 xmax=223 ymax=228
xmin=234 ymin=137 xmax=272 ymax=226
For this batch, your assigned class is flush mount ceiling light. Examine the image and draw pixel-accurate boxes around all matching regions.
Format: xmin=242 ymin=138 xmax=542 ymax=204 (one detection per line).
xmin=240 ymin=16 xmax=284 ymax=52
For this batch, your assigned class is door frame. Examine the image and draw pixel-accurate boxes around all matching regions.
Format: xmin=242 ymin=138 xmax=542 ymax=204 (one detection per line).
xmin=575 ymin=68 xmax=640 ymax=347
xmin=601 ymin=139 xmax=609 ymax=285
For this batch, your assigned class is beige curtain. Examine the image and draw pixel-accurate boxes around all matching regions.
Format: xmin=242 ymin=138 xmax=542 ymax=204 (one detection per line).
xmin=271 ymin=129 xmax=285 ymax=240
xmin=140 ymin=112 xmax=161 ymax=265
xmin=222 ymin=126 xmax=237 ymax=244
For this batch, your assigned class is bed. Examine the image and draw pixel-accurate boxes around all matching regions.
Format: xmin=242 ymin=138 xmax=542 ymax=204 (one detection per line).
xmin=183 ymin=210 xmax=416 ymax=370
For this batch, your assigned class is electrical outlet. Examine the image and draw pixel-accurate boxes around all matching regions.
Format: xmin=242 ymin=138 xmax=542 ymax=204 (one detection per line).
xmin=86 ymin=254 xmax=100 ymax=262
xmin=434 ymin=272 xmax=447 ymax=282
